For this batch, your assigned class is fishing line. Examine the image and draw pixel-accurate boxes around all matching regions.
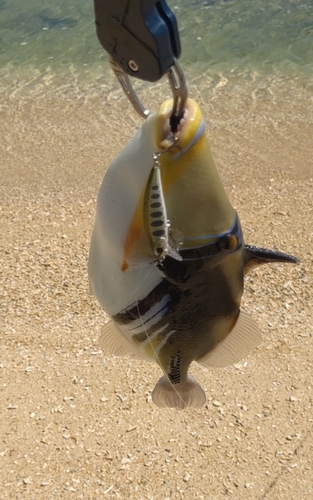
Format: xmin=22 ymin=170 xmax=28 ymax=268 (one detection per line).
xmin=136 ymin=143 xmax=188 ymax=408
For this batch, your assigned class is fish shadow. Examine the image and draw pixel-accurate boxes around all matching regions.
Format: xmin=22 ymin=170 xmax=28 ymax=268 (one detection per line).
xmin=37 ymin=8 xmax=77 ymax=30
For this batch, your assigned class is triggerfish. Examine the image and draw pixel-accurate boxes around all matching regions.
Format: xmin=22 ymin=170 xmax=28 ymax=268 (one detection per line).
xmin=88 ymin=98 xmax=299 ymax=410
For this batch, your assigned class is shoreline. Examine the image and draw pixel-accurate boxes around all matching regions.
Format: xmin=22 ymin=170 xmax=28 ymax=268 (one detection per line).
xmin=0 ymin=71 xmax=312 ymax=499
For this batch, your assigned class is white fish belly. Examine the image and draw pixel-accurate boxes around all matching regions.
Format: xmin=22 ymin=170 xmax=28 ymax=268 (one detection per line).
xmin=88 ymin=113 xmax=163 ymax=316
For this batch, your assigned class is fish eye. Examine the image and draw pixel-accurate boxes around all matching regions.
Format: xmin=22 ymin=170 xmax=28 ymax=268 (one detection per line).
xmin=219 ymin=234 xmax=237 ymax=251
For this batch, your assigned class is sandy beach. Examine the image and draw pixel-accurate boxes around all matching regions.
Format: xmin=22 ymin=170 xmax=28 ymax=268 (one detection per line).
xmin=0 ymin=74 xmax=312 ymax=499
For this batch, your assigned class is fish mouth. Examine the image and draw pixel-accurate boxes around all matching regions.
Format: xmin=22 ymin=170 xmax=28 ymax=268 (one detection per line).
xmin=164 ymin=107 xmax=189 ymax=137
xmin=157 ymin=99 xmax=201 ymax=150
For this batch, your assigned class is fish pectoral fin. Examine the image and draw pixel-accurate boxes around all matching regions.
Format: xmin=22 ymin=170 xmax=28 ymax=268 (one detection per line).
xmin=99 ymin=321 xmax=151 ymax=361
xmin=88 ymin=280 xmax=94 ymax=295
xmin=151 ymin=375 xmax=206 ymax=410
xmin=244 ymin=245 xmax=300 ymax=274
xmin=198 ymin=311 xmax=262 ymax=368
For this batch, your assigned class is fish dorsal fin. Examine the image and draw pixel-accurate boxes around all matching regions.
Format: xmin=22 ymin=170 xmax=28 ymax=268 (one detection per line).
xmin=244 ymin=245 xmax=299 ymax=274
xmin=198 ymin=311 xmax=262 ymax=368
xmin=99 ymin=321 xmax=151 ymax=361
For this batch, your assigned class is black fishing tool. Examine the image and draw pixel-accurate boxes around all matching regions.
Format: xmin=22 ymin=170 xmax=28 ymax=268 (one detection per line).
xmin=93 ymin=0 xmax=187 ymax=128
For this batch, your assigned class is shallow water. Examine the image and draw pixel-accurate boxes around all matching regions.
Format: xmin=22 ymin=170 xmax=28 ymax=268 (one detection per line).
xmin=0 ymin=0 xmax=312 ymax=86
xmin=0 ymin=1 xmax=312 ymax=219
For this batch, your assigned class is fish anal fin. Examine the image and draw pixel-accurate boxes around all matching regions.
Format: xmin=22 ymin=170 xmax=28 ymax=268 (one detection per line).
xmin=198 ymin=311 xmax=262 ymax=369
xmin=99 ymin=321 xmax=151 ymax=361
xmin=152 ymin=374 xmax=206 ymax=410
xmin=244 ymin=245 xmax=300 ymax=274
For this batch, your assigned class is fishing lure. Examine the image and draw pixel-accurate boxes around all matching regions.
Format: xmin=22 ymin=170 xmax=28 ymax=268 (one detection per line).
xmin=144 ymin=145 xmax=183 ymax=262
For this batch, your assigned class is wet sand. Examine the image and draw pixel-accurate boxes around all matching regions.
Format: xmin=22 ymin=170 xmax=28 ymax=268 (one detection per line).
xmin=0 ymin=74 xmax=312 ymax=499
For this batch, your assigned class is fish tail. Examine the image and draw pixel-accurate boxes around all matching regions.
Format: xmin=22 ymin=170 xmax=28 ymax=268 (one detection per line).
xmin=151 ymin=374 xmax=206 ymax=410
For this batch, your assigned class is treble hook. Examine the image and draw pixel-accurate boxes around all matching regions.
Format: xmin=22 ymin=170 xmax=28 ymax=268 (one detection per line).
xmin=152 ymin=135 xmax=180 ymax=166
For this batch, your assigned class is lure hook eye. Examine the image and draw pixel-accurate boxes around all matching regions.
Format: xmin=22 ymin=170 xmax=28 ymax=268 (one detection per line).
xmin=109 ymin=57 xmax=187 ymax=124
xmin=154 ymin=237 xmax=168 ymax=260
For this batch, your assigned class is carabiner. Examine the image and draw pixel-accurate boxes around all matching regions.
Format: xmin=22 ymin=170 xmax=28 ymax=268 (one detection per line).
xmin=110 ymin=58 xmax=150 ymax=119
xmin=167 ymin=60 xmax=188 ymax=133
xmin=110 ymin=58 xmax=188 ymax=130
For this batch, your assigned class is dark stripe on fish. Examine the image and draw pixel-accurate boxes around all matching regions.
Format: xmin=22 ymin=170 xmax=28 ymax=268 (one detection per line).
xmin=114 ymin=249 xmax=241 ymax=340
xmin=115 ymin=214 xmax=243 ymax=325
xmin=114 ymin=254 xmax=241 ymax=375
xmin=132 ymin=323 xmax=172 ymax=344
xmin=179 ymin=214 xmax=242 ymax=261
xmin=114 ymin=285 xmax=181 ymax=327
xmin=112 ymin=212 xmax=244 ymax=378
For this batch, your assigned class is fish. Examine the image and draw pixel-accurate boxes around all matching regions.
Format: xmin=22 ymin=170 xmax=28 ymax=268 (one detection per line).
xmin=88 ymin=98 xmax=299 ymax=410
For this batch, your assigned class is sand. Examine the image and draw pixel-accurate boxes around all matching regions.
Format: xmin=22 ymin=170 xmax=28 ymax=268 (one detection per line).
xmin=0 ymin=73 xmax=312 ymax=499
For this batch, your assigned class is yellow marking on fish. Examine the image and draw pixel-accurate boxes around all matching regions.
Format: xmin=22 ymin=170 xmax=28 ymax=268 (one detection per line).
xmin=121 ymin=100 xmax=205 ymax=270
xmin=121 ymin=190 xmax=145 ymax=271
xmin=159 ymin=133 xmax=207 ymax=191
xmin=121 ymin=97 xmax=235 ymax=268
xmin=155 ymin=98 xmax=205 ymax=191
